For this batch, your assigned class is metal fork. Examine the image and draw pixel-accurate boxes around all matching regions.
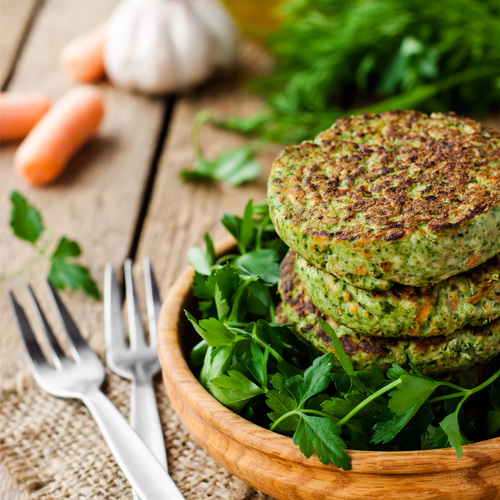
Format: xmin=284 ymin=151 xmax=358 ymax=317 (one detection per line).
xmin=9 ymin=282 xmax=184 ymax=500
xmin=105 ymin=259 xmax=166 ymax=500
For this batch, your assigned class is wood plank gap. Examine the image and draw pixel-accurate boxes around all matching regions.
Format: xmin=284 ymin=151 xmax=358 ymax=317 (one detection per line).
xmin=1 ymin=0 xmax=44 ymax=90
xmin=127 ymin=95 xmax=176 ymax=263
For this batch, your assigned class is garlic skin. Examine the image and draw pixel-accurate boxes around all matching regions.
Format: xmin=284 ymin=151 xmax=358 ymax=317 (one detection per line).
xmin=104 ymin=0 xmax=239 ymax=95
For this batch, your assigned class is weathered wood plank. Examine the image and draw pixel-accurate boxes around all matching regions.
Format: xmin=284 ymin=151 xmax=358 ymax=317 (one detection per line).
xmin=135 ymin=41 xmax=280 ymax=291
xmin=0 ymin=0 xmax=39 ymax=88
xmin=0 ymin=0 xmax=167 ymax=496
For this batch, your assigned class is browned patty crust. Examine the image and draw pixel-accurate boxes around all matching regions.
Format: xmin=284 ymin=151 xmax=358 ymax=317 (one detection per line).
xmin=269 ymin=110 xmax=500 ymax=288
xmin=277 ymin=250 xmax=500 ymax=375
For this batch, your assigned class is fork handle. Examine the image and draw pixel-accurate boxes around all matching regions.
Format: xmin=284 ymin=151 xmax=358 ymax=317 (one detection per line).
xmin=83 ymin=388 xmax=185 ymax=500
xmin=131 ymin=375 xmax=168 ymax=500
xmin=131 ymin=375 xmax=168 ymax=468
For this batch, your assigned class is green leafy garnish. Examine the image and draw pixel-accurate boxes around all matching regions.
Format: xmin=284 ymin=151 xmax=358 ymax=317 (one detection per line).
xmin=219 ymin=0 xmax=500 ymax=144
xmin=2 ymin=191 xmax=100 ymax=299
xmin=10 ymin=191 xmax=45 ymax=243
xmin=187 ymin=201 xmax=500 ymax=469
xmin=180 ymin=112 xmax=261 ymax=186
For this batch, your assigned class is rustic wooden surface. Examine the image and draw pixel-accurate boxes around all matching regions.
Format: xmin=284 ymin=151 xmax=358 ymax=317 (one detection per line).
xmin=0 ymin=0 xmax=39 ymax=88
xmin=0 ymin=0 xmax=166 ymax=496
xmin=2 ymin=1 xmax=500 ymax=498
xmin=0 ymin=0 xmax=278 ymax=496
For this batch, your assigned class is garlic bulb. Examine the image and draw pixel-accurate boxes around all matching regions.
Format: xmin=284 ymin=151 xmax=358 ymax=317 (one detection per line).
xmin=104 ymin=0 xmax=239 ymax=95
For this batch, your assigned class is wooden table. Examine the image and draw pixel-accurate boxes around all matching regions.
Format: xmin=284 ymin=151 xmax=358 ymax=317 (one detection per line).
xmin=0 ymin=0 xmax=281 ymax=497
xmin=2 ymin=1 xmax=500 ymax=498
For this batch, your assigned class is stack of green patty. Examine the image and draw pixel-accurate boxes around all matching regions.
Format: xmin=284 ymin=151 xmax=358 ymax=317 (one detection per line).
xmin=268 ymin=110 xmax=500 ymax=377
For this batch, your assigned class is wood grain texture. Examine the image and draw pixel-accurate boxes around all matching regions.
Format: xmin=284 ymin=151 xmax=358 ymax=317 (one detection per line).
xmin=0 ymin=0 xmax=38 ymax=88
xmin=0 ymin=0 xmax=167 ymax=385
xmin=158 ymin=240 xmax=500 ymax=500
xmin=134 ymin=41 xmax=281 ymax=291
xmin=0 ymin=0 xmax=166 ymax=496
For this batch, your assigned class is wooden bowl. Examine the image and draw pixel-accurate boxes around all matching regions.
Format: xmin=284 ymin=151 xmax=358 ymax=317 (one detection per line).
xmin=158 ymin=238 xmax=500 ymax=500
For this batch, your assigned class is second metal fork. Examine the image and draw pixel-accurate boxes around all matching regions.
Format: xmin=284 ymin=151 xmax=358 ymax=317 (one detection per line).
xmin=105 ymin=258 xmax=166 ymax=500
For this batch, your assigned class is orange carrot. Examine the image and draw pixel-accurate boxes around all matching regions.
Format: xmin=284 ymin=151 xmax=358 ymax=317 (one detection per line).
xmin=0 ymin=93 xmax=51 ymax=141
xmin=414 ymin=302 xmax=432 ymax=325
xmin=14 ymin=85 xmax=105 ymax=186
xmin=60 ymin=24 xmax=106 ymax=83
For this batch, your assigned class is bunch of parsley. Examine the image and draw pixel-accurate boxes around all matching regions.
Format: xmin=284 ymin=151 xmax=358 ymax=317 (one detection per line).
xmin=221 ymin=0 xmax=500 ymax=144
xmin=187 ymin=201 xmax=500 ymax=469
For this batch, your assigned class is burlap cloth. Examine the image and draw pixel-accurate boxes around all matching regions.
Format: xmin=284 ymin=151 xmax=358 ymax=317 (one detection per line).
xmin=0 ymin=336 xmax=274 ymax=499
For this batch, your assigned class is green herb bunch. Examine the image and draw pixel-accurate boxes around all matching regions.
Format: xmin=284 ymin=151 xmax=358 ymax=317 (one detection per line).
xmin=222 ymin=0 xmax=500 ymax=144
xmin=187 ymin=201 xmax=500 ymax=470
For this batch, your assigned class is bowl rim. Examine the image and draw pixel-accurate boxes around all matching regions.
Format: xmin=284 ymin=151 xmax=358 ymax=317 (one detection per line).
xmin=158 ymin=236 xmax=500 ymax=475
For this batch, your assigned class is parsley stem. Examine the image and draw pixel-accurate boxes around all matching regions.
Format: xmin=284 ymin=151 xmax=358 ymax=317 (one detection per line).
xmin=0 ymin=229 xmax=53 ymax=282
xmin=192 ymin=110 xmax=212 ymax=160
xmin=428 ymin=393 xmax=464 ymax=405
xmin=337 ymin=378 xmax=402 ymax=427
xmin=270 ymin=408 xmax=336 ymax=431
xmin=302 ymin=409 xmax=332 ymax=418
xmin=228 ymin=278 xmax=258 ymax=322
xmin=255 ymin=215 xmax=270 ymax=251
xmin=466 ymin=367 xmax=500 ymax=395
xmin=214 ymin=254 xmax=239 ymax=266
xmin=253 ymin=336 xmax=284 ymax=364
xmin=270 ymin=410 xmax=298 ymax=431
xmin=428 ymin=368 xmax=500 ymax=405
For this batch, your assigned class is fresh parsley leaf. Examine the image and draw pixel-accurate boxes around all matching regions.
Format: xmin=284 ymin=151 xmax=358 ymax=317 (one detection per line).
xmin=267 ymin=389 xmax=298 ymax=432
xmin=186 ymin=312 xmax=235 ymax=347
xmin=353 ymin=367 xmax=386 ymax=392
xmin=318 ymin=320 xmax=354 ymax=376
xmin=239 ymin=199 xmax=255 ymax=253
xmin=210 ymin=370 xmax=265 ymax=412
xmin=234 ymin=249 xmax=280 ymax=284
xmin=48 ymin=243 xmax=100 ymax=299
xmin=322 ymin=393 xmax=381 ymax=420
xmin=246 ymin=281 xmax=271 ymax=316
xmin=425 ymin=424 xmax=450 ymax=450
xmin=390 ymin=404 xmax=435 ymax=451
xmin=200 ymin=344 xmax=234 ymax=388
xmin=181 ymin=145 xmax=261 ymax=186
xmin=285 ymin=353 xmax=334 ymax=407
xmin=51 ymin=236 xmax=81 ymax=258
xmin=190 ymin=340 xmax=209 ymax=368
xmin=387 ymin=363 xmax=407 ymax=381
xmin=215 ymin=112 xmax=269 ymax=136
xmin=346 ymin=415 xmax=378 ymax=451
xmin=7 ymin=192 xmax=99 ymax=299
xmin=10 ymin=191 xmax=44 ymax=243
xmin=371 ymin=404 xmax=422 ymax=444
xmin=388 ymin=374 xmax=438 ymax=414
xmin=245 ymin=343 xmax=269 ymax=387
xmin=486 ymin=410 xmax=500 ymax=437
xmin=188 ymin=247 xmax=212 ymax=275
xmin=439 ymin=412 xmax=466 ymax=459
xmin=293 ymin=414 xmax=350 ymax=469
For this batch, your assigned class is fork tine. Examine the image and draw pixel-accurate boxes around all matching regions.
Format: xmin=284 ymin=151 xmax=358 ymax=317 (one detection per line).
xmin=143 ymin=257 xmax=161 ymax=347
xmin=124 ymin=259 xmax=146 ymax=349
xmin=104 ymin=263 xmax=127 ymax=352
xmin=26 ymin=285 xmax=68 ymax=369
xmin=9 ymin=291 xmax=50 ymax=370
xmin=45 ymin=280 xmax=90 ymax=362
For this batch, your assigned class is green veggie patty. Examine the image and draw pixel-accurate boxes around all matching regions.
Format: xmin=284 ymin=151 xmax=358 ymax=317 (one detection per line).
xmin=277 ymin=252 xmax=500 ymax=375
xmin=268 ymin=110 xmax=500 ymax=290
xmin=290 ymin=250 xmax=500 ymax=337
